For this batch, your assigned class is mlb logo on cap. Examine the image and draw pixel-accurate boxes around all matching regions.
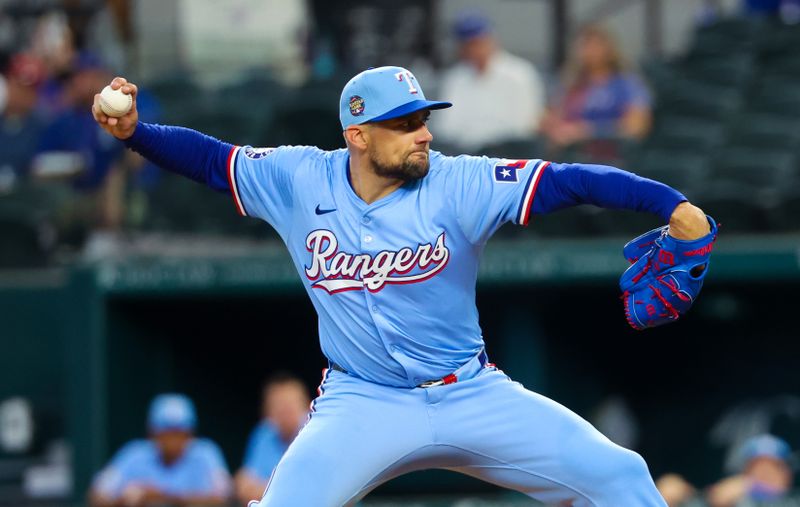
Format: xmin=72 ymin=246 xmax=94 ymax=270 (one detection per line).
xmin=339 ymin=66 xmax=452 ymax=129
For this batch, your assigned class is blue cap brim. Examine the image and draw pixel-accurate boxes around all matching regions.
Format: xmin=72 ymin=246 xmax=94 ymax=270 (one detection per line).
xmin=367 ymin=99 xmax=452 ymax=124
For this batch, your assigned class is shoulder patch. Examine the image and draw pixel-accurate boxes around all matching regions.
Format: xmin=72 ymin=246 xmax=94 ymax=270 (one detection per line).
xmin=244 ymin=147 xmax=277 ymax=160
xmin=493 ymin=159 xmax=529 ymax=184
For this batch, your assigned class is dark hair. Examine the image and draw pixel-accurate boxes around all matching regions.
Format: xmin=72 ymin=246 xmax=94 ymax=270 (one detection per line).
xmin=563 ymin=24 xmax=628 ymax=92
xmin=262 ymin=371 xmax=305 ymax=392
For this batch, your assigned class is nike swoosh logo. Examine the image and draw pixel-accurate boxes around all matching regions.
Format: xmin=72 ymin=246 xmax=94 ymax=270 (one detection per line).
xmin=315 ymin=205 xmax=337 ymax=215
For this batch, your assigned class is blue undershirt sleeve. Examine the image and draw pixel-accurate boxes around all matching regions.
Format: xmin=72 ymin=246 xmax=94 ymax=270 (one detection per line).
xmin=123 ymin=122 xmax=234 ymax=193
xmin=531 ymin=162 xmax=686 ymax=222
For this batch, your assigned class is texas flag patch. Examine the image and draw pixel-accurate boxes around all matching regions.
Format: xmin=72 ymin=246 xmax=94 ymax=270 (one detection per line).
xmin=493 ymin=159 xmax=529 ymax=183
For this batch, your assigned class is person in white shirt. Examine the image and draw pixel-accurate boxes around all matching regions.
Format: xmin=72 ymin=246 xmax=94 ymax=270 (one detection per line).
xmin=434 ymin=11 xmax=545 ymax=152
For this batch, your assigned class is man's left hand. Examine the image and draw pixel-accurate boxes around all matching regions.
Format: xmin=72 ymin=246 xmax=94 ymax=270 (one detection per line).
xmin=668 ymin=202 xmax=710 ymax=240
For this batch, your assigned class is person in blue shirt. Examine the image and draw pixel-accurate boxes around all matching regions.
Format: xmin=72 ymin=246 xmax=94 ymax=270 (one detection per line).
xmin=89 ymin=393 xmax=232 ymax=507
xmin=235 ymin=373 xmax=311 ymax=504
xmin=541 ymin=25 xmax=652 ymax=152
xmin=0 ymin=53 xmax=47 ymax=187
xmin=658 ymin=434 xmax=795 ymax=507
xmin=33 ymin=53 xmax=126 ymax=245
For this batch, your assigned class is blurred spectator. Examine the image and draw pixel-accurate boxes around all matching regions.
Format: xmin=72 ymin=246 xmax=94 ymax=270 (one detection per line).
xmin=32 ymin=52 xmax=126 ymax=253
xmin=591 ymin=395 xmax=640 ymax=450
xmin=0 ymin=53 xmax=47 ymax=191
xmin=30 ymin=10 xmax=77 ymax=120
xmin=540 ymin=25 xmax=652 ymax=155
xmin=434 ymin=10 xmax=545 ymax=152
xmin=89 ymin=393 xmax=231 ymax=507
xmin=0 ymin=73 xmax=5 ymax=110
xmin=178 ymin=0 xmax=310 ymax=86
xmin=235 ymin=373 xmax=311 ymax=505
xmin=657 ymin=434 xmax=795 ymax=507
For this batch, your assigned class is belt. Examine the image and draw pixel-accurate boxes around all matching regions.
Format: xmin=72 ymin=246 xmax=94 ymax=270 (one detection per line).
xmin=330 ymin=349 xmax=490 ymax=389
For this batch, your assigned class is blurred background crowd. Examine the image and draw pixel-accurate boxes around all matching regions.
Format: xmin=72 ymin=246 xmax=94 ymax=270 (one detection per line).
xmin=1 ymin=0 xmax=800 ymax=506
xmin=0 ymin=0 xmax=798 ymax=266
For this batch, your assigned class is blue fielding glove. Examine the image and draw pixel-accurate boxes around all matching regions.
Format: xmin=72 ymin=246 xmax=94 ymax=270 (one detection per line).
xmin=619 ymin=216 xmax=718 ymax=330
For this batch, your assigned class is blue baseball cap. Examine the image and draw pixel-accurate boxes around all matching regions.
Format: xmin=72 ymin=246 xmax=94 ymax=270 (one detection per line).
xmin=735 ymin=434 xmax=793 ymax=470
xmin=453 ymin=10 xmax=493 ymax=41
xmin=339 ymin=66 xmax=452 ymax=129
xmin=147 ymin=394 xmax=197 ymax=433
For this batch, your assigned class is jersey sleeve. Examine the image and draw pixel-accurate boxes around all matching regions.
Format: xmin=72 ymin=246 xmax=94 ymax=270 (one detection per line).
xmin=195 ymin=439 xmax=233 ymax=497
xmin=241 ymin=425 xmax=284 ymax=480
xmin=228 ymin=145 xmax=321 ymax=230
xmin=90 ymin=440 xmax=146 ymax=499
xmin=447 ymin=155 xmax=550 ymax=245
xmin=241 ymin=425 xmax=263 ymax=472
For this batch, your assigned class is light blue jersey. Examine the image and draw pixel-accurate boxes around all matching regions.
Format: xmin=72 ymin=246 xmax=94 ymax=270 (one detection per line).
xmin=228 ymin=147 xmax=548 ymax=387
xmin=241 ymin=421 xmax=289 ymax=480
xmin=92 ymin=438 xmax=232 ymax=499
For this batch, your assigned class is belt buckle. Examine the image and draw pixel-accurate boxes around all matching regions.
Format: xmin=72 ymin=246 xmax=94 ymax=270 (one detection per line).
xmin=417 ymin=373 xmax=457 ymax=389
xmin=418 ymin=379 xmax=445 ymax=388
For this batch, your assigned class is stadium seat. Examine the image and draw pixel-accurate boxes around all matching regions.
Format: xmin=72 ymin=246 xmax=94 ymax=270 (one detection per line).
xmin=769 ymin=188 xmax=800 ymax=232
xmin=146 ymin=75 xmax=210 ymax=123
xmin=679 ymin=53 xmax=755 ymax=89
xmin=142 ymin=173 xmax=274 ymax=238
xmin=146 ymin=75 xmax=203 ymax=102
xmin=748 ymin=76 xmax=800 ymax=116
xmin=591 ymin=209 xmax=663 ymax=236
xmin=761 ymin=52 xmax=800 ymax=78
xmin=530 ymin=205 xmax=603 ymax=238
xmin=263 ymin=105 xmax=343 ymax=150
xmin=0 ymin=214 xmax=50 ymax=268
xmin=645 ymin=116 xmax=727 ymax=152
xmin=688 ymin=17 xmax=762 ymax=57
xmin=757 ymin=22 xmax=800 ymax=60
xmin=694 ymin=181 xmax=766 ymax=233
xmin=477 ymin=138 xmax=542 ymax=159
xmin=629 ymin=149 xmax=711 ymax=195
xmin=641 ymin=58 xmax=680 ymax=92
xmin=176 ymin=105 xmax=268 ymax=147
xmin=655 ymin=80 xmax=743 ymax=121
xmin=710 ymin=148 xmax=797 ymax=189
xmin=556 ymin=138 xmax=635 ymax=167
xmin=213 ymin=74 xmax=285 ymax=122
xmin=726 ymin=113 xmax=800 ymax=151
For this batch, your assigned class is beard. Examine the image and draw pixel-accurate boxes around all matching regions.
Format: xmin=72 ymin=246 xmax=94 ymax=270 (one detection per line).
xmin=369 ymin=149 xmax=430 ymax=182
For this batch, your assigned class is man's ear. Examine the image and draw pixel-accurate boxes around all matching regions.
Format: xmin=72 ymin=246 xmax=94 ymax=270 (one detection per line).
xmin=344 ymin=126 xmax=369 ymax=150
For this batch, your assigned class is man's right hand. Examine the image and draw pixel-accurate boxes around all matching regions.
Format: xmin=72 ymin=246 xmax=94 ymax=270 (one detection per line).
xmin=92 ymin=76 xmax=139 ymax=140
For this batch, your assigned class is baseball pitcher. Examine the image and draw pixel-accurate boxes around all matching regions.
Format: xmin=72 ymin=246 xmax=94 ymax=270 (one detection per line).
xmin=92 ymin=66 xmax=716 ymax=506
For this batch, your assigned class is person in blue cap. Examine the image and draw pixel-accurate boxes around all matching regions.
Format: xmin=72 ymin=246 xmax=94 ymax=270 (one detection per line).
xmin=88 ymin=393 xmax=231 ymax=507
xmin=91 ymin=65 xmax=711 ymax=506
xmin=707 ymin=434 xmax=795 ymax=505
xmin=658 ymin=434 xmax=795 ymax=507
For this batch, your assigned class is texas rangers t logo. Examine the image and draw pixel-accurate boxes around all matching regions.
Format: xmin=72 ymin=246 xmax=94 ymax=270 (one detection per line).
xmin=394 ymin=70 xmax=419 ymax=94
xmin=304 ymin=230 xmax=450 ymax=293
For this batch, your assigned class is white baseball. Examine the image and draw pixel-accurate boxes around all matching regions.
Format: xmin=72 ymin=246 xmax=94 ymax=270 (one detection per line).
xmin=99 ymin=85 xmax=132 ymax=117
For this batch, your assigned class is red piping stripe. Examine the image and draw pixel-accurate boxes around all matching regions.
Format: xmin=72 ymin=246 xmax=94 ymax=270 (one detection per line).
xmin=226 ymin=146 xmax=246 ymax=216
xmin=521 ymin=161 xmax=550 ymax=225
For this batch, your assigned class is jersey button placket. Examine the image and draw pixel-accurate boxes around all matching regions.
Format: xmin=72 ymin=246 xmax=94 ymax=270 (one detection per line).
xmin=360 ymin=216 xmax=395 ymax=361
